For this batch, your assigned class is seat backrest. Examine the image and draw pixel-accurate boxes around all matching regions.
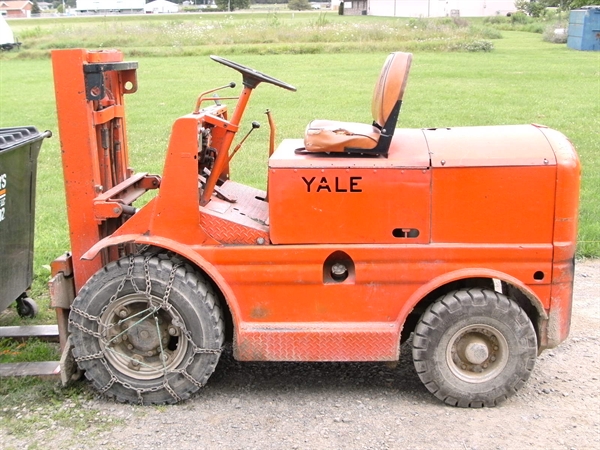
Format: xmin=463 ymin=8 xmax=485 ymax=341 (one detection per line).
xmin=371 ymin=52 xmax=412 ymax=128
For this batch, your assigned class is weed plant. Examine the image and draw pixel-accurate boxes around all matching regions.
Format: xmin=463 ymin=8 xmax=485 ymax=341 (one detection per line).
xmin=542 ymin=22 xmax=568 ymax=44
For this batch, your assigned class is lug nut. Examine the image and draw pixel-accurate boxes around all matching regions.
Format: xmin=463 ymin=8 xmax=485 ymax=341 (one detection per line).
xmin=168 ymin=327 xmax=178 ymax=336
xmin=129 ymin=356 xmax=142 ymax=371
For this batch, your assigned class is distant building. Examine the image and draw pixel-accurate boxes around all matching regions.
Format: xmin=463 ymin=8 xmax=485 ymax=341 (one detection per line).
xmin=0 ymin=1 xmax=33 ymax=18
xmin=331 ymin=0 xmax=517 ymax=17
xmin=144 ymin=0 xmax=179 ymax=14
xmin=75 ymin=0 xmax=145 ymax=13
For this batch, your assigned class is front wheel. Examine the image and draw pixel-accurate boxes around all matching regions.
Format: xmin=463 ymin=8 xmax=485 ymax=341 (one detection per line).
xmin=69 ymin=254 xmax=224 ymax=404
xmin=412 ymin=288 xmax=537 ymax=408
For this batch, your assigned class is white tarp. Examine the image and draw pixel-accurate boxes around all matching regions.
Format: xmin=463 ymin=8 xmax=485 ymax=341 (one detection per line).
xmin=0 ymin=15 xmax=16 ymax=46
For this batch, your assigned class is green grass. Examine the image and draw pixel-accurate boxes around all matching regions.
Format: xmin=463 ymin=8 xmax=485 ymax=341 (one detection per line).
xmin=0 ymin=338 xmax=60 ymax=363
xmin=0 ymin=376 xmax=125 ymax=442
xmin=4 ymin=12 xmax=501 ymax=57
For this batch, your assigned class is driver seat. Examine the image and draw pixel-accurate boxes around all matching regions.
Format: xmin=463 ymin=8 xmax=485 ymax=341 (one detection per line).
xmin=303 ymin=52 xmax=412 ymax=156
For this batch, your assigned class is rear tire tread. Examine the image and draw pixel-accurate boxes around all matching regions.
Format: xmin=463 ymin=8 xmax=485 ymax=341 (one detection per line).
xmin=412 ymin=288 xmax=537 ymax=408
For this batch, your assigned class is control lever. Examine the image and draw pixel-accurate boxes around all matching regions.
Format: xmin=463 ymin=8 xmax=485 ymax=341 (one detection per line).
xmin=193 ymin=82 xmax=236 ymax=114
xmin=228 ymin=121 xmax=260 ymax=163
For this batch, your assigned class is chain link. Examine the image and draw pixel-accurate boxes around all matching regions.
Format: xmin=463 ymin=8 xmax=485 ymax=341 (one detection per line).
xmin=70 ymin=254 xmax=222 ymax=405
xmin=144 ymin=255 xmax=152 ymax=303
xmin=162 ymin=379 xmax=182 ymax=403
xmin=74 ymin=351 xmax=104 ymax=362
xmin=173 ymin=368 xmax=205 ymax=389
xmin=69 ymin=319 xmax=102 ymax=338
xmin=70 ymin=306 xmax=102 ymax=324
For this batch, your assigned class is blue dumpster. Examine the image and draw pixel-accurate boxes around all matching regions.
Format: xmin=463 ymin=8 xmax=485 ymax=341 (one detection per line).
xmin=567 ymin=6 xmax=600 ymax=51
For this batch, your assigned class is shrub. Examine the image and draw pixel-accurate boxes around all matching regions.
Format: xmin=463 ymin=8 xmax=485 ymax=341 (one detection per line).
xmin=215 ymin=0 xmax=249 ymax=11
xmin=483 ymin=15 xmax=508 ymax=25
xmin=452 ymin=17 xmax=470 ymax=28
xmin=457 ymin=40 xmax=494 ymax=52
xmin=288 ymin=0 xmax=311 ymax=11
xmin=515 ymin=0 xmax=546 ymax=17
xmin=522 ymin=23 xmax=545 ymax=33
xmin=31 ymin=1 xmax=41 ymax=15
xmin=470 ymin=25 xmax=503 ymax=39
xmin=510 ymin=11 xmax=530 ymax=24
xmin=543 ymin=23 xmax=568 ymax=43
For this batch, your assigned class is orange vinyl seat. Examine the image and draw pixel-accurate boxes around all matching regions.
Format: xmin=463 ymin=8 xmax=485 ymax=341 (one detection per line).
xmin=303 ymin=52 xmax=412 ymax=156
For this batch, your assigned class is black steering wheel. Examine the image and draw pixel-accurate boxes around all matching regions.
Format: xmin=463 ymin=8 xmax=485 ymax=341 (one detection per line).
xmin=210 ymin=55 xmax=297 ymax=92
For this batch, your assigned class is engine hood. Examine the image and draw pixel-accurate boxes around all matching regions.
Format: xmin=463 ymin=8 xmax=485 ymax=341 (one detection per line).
xmin=423 ymin=124 xmax=557 ymax=168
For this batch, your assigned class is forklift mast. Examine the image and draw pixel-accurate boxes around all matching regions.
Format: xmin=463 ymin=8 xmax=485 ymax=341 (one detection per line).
xmin=50 ymin=49 xmax=161 ymax=349
xmin=51 ymin=49 xmax=158 ymax=291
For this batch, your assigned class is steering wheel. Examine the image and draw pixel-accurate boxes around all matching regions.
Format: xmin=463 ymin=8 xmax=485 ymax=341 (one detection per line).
xmin=210 ymin=55 xmax=297 ymax=92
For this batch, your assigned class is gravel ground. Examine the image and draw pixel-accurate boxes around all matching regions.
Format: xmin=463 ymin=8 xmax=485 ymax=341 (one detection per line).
xmin=3 ymin=259 xmax=599 ymax=449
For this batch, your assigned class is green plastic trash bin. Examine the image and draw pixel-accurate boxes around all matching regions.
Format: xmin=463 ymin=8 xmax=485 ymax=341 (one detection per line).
xmin=0 ymin=126 xmax=51 ymax=317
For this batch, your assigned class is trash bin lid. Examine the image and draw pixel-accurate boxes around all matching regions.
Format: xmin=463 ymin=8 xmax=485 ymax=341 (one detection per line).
xmin=0 ymin=126 xmax=43 ymax=152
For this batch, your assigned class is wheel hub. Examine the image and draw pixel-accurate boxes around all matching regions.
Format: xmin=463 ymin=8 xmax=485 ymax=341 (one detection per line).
xmin=446 ymin=324 xmax=509 ymax=383
xmin=463 ymin=337 xmax=489 ymax=365
xmin=125 ymin=319 xmax=165 ymax=354
xmin=99 ymin=293 xmax=188 ymax=380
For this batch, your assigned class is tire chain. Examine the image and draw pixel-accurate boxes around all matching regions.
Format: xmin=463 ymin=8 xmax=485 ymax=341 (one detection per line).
xmin=69 ymin=253 xmax=223 ymax=404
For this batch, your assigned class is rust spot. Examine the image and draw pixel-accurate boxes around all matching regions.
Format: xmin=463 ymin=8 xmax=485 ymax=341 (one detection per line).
xmin=250 ymin=306 xmax=269 ymax=319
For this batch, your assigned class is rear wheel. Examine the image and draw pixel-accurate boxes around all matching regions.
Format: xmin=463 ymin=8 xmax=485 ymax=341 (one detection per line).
xmin=69 ymin=254 xmax=224 ymax=404
xmin=412 ymin=288 xmax=537 ymax=407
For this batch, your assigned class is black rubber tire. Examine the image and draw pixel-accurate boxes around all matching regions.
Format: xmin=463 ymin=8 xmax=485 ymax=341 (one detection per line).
xmin=412 ymin=288 xmax=537 ymax=408
xmin=16 ymin=296 xmax=38 ymax=318
xmin=69 ymin=255 xmax=224 ymax=405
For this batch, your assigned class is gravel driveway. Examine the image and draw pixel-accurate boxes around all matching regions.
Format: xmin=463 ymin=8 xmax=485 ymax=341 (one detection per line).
xmin=3 ymin=260 xmax=599 ymax=449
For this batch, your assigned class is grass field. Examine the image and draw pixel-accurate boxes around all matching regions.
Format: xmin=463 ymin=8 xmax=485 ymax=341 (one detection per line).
xmin=5 ymin=11 xmax=503 ymax=56
xmin=0 ymin=15 xmax=598 ymax=328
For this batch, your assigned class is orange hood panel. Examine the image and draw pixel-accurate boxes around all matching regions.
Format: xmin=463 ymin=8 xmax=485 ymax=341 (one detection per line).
xmin=424 ymin=124 xmax=557 ymax=168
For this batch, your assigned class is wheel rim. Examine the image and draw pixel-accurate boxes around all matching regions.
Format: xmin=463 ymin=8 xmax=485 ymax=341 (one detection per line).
xmin=446 ymin=324 xmax=509 ymax=383
xmin=99 ymin=293 xmax=189 ymax=380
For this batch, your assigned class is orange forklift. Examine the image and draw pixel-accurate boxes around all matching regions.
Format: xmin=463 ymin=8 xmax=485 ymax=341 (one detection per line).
xmin=49 ymin=49 xmax=580 ymax=407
